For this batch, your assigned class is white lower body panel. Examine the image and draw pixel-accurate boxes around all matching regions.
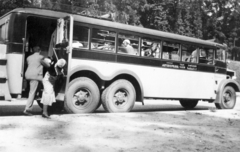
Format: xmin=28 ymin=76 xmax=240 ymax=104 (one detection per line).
xmin=71 ymin=59 xmax=219 ymax=100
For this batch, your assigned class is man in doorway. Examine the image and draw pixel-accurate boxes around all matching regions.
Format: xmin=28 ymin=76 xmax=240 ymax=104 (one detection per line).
xmin=24 ymin=46 xmax=44 ymax=116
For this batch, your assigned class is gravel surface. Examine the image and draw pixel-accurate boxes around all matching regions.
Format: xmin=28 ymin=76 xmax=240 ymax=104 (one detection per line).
xmin=0 ymin=106 xmax=240 ymax=152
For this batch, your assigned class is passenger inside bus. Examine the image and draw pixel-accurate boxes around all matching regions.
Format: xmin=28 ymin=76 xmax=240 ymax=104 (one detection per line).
xmin=72 ymin=40 xmax=83 ymax=48
xmin=142 ymin=42 xmax=158 ymax=58
xmin=216 ymin=49 xmax=225 ymax=61
xmin=187 ymin=49 xmax=198 ymax=63
xmin=121 ymin=39 xmax=136 ymax=55
xmin=155 ymin=43 xmax=162 ymax=58
xmin=91 ymin=28 xmax=116 ymax=52
xmin=73 ymin=25 xmax=89 ymax=49
xmin=97 ymin=42 xmax=113 ymax=51
xmin=199 ymin=48 xmax=214 ymax=65
xmin=162 ymin=41 xmax=180 ymax=61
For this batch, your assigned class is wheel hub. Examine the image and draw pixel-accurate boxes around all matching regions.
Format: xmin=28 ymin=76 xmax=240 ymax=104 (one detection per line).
xmin=223 ymin=92 xmax=231 ymax=102
xmin=74 ymin=90 xmax=89 ymax=106
xmin=114 ymin=91 xmax=126 ymax=105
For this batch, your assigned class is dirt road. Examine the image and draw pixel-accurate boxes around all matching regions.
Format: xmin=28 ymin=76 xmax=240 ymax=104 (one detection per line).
xmin=0 ymin=99 xmax=240 ymax=152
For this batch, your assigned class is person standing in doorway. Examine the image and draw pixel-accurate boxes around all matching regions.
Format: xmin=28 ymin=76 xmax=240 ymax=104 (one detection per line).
xmin=24 ymin=46 xmax=44 ymax=116
xmin=40 ymin=58 xmax=66 ymax=118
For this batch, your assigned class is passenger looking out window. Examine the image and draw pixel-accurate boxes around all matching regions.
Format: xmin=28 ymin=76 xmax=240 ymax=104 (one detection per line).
xmin=122 ymin=39 xmax=135 ymax=55
xmin=118 ymin=33 xmax=139 ymax=56
xmin=162 ymin=41 xmax=180 ymax=61
xmin=97 ymin=41 xmax=113 ymax=51
xmin=91 ymin=28 xmax=116 ymax=52
xmin=199 ymin=48 xmax=214 ymax=65
xmin=181 ymin=44 xmax=198 ymax=63
xmin=215 ymin=49 xmax=225 ymax=62
xmin=141 ymin=38 xmax=161 ymax=58
xmin=187 ymin=49 xmax=198 ymax=63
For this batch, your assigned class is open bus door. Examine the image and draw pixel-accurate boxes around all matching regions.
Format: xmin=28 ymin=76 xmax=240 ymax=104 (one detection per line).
xmin=50 ymin=15 xmax=73 ymax=102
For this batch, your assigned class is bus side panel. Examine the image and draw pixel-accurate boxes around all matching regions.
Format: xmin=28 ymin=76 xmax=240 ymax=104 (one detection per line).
xmin=7 ymin=53 xmax=23 ymax=95
xmin=70 ymin=59 xmax=216 ymax=100
xmin=214 ymin=73 xmax=227 ymax=92
xmin=140 ymin=67 xmax=215 ymax=99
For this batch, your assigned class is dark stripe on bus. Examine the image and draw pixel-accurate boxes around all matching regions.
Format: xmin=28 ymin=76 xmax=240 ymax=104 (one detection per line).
xmin=0 ymin=78 xmax=7 ymax=83
xmin=72 ymin=49 xmax=116 ymax=62
xmin=72 ymin=50 xmax=226 ymax=74
xmin=0 ymin=96 xmax=4 ymax=100
xmin=215 ymin=67 xmax=227 ymax=74
xmin=197 ymin=65 xmax=215 ymax=73
xmin=117 ymin=55 xmax=162 ymax=67
xmin=214 ymin=60 xmax=227 ymax=68
xmin=0 ymin=59 xmax=7 ymax=65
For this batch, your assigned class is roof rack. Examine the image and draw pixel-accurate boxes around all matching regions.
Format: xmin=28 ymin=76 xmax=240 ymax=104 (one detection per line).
xmin=23 ymin=2 xmax=114 ymax=21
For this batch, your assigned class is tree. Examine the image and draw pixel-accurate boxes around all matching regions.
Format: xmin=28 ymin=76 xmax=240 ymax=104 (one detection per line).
xmin=139 ymin=1 xmax=170 ymax=31
xmin=175 ymin=8 xmax=185 ymax=35
xmin=201 ymin=0 xmax=240 ymax=46
xmin=0 ymin=0 xmax=24 ymax=16
xmin=192 ymin=0 xmax=203 ymax=38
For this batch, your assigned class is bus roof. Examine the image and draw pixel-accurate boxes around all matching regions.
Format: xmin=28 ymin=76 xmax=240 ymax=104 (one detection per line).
xmin=5 ymin=7 xmax=225 ymax=49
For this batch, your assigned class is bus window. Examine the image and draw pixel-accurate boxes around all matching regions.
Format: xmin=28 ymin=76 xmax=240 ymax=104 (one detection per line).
xmin=91 ymin=28 xmax=116 ymax=52
xmin=199 ymin=48 xmax=214 ymax=65
xmin=118 ymin=33 xmax=139 ymax=56
xmin=215 ymin=48 xmax=225 ymax=62
xmin=162 ymin=41 xmax=180 ymax=61
xmin=73 ymin=24 xmax=89 ymax=49
xmin=0 ymin=22 xmax=8 ymax=42
xmin=181 ymin=44 xmax=198 ymax=63
xmin=141 ymin=38 xmax=161 ymax=58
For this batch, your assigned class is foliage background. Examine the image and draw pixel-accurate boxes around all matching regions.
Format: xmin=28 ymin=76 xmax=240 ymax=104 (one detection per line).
xmin=1 ymin=0 xmax=240 ymax=57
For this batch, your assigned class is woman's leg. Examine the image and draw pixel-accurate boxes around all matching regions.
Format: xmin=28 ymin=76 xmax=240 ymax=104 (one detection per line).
xmin=42 ymin=105 xmax=50 ymax=118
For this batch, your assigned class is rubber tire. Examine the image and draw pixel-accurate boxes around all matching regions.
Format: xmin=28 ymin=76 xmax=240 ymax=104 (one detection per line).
xmin=96 ymin=100 xmax=102 ymax=110
xmin=64 ymin=77 xmax=100 ymax=113
xmin=179 ymin=100 xmax=198 ymax=109
xmin=215 ymin=86 xmax=236 ymax=109
xmin=101 ymin=79 xmax=136 ymax=113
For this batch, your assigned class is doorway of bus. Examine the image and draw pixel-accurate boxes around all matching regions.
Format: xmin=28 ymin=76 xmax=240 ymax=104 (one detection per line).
xmin=22 ymin=15 xmax=73 ymax=111
xmin=22 ymin=16 xmax=57 ymax=98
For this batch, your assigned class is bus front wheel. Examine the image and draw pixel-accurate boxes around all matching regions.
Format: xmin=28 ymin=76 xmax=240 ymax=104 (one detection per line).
xmin=215 ymin=86 xmax=236 ymax=109
xmin=64 ymin=77 xmax=100 ymax=113
xmin=101 ymin=79 xmax=136 ymax=113
xmin=179 ymin=100 xmax=198 ymax=109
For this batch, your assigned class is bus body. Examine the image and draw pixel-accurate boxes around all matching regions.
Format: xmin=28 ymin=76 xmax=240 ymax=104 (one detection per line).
xmin=0 ymin=7 xmax=239 ymax=113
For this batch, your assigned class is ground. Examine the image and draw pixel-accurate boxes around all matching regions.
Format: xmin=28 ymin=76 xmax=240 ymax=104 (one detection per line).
xmin=0 ymin=104 xmax=240 ymax=152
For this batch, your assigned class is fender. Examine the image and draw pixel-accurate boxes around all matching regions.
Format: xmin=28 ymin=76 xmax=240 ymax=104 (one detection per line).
xmin=69 ymin=65 xmax=144 ymax=102
xmin=215 ymin=79 xmax=240 ymax=103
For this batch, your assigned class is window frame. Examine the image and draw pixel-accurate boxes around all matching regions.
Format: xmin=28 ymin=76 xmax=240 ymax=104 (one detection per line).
xmin=71 ymin=21 xmax=226 ymax=68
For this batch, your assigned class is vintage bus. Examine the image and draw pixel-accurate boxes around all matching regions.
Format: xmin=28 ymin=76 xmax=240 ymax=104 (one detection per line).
xmin=0 ymin=5 xmax=239 ymax=113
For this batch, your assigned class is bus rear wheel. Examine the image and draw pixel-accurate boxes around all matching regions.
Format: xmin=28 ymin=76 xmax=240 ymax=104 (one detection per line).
xmin=215 ymin=86 xmax=236 ymax=109
xmin=64 ymin=77 xmax=100 ymax=113
xmin=101 ymin=79 xmax=136 ymax=113
xmin=179 ymin=100 xmax=198 ymax=109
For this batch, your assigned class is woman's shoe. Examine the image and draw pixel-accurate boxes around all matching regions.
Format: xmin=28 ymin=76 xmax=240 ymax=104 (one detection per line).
xmin=42 ymin=114 xmax=50 ymax=119
xmin=23 ymin=110 xmax=33 ymax=116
